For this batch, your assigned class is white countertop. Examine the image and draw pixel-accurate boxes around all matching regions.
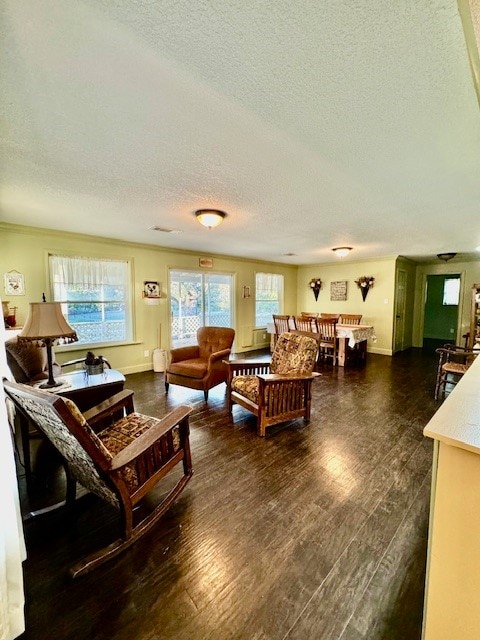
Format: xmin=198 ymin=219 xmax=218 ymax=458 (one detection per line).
xmin=424 ymin=353 xmax=480 ymax=454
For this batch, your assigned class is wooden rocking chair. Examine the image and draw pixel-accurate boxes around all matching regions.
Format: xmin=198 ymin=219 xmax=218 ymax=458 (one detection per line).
xmin=4 ymin=380 xmax=193 ymax=578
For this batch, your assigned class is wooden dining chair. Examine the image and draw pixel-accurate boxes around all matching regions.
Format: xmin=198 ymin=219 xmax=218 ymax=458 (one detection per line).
xmin=317 ymin=318 xmax=338 ymax=365
xmin=300 ymin=312 xmax=319 ymax=319
xmin=293 ymin=315 xmax=317 ymax=332
xmin=339 ymin=314 xmax=362 ymax=325
xmin=272 ymin=315 xmax=291 ymax=347
xmin=320 ymin=313 xmax=340 ymax=320
xmin=434 ymin=344 xmax=478 ymax=400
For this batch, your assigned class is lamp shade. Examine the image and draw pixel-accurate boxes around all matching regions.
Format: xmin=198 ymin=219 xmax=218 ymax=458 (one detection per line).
xmin=19 ymin=302 xmax=77 ymax=342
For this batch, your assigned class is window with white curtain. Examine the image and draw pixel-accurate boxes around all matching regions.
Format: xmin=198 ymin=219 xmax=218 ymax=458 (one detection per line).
xmin=49 ymin=254 xmax=132 ymax=345
xmin=255 ymin=273 xmax=284 ymax=327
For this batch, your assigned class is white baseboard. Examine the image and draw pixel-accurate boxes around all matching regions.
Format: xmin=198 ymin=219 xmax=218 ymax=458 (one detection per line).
xmin=119 ymin=363 xmax=155 ymax=375
xmin=368 ymin=347 xmax=392 ymax=356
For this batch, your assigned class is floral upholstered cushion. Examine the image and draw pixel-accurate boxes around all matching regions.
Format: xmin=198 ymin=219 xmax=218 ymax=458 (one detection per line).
xmin=270 ymin=332 xmax=318 ymax=375
xmin=231 ymin=375 xmax=259 ymax=403
xmin=99 ymin=413 xmax=181 ymax=490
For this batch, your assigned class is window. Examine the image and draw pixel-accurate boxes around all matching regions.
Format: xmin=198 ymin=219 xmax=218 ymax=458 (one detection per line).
xmin=255 ymin=273 xmax=283 ymax=327
xmin=443 ymin=277 xmax=460 ymax=306
xmin=49 ymin=254 xmax=131 ymax=345
xmin=169 ymin=270 xmax=233 ymax=347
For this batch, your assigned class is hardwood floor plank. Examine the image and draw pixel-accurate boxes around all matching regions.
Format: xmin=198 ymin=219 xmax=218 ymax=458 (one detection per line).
xmin=17 ymin=349 xmax=439 ymax=640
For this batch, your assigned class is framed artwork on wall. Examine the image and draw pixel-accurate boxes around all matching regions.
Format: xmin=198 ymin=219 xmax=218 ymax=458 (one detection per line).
xmin=4 ymin=270 xmax=25 ymax=296
xmin=330 ymin=280 xmax=347 ymax=302
xmin=143 ymin=281 xmax=161 ymax=298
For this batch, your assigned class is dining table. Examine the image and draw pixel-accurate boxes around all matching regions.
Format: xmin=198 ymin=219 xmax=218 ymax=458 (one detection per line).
xmin=265 ymin=320 xmax=376 ymax=367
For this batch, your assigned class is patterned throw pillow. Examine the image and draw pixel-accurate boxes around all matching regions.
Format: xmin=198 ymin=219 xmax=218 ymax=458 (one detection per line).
xmin=5 ymin=338 xmax=48 ymax=382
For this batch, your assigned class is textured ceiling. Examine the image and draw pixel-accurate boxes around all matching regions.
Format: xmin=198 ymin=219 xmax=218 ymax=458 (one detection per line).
xmin=1 ymin=0 xmax=480 ymax=264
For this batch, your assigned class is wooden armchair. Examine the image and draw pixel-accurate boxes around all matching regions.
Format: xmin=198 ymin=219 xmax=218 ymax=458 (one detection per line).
xmin=226 ymin=332 xmax=319 ymax=437
xmin=4 ymin=380 xmax=193 ymax=578
xmin=165 ymin=326 xmax=235 ymax=401
xmin=434 ymin=344 xmax=479 ymax=400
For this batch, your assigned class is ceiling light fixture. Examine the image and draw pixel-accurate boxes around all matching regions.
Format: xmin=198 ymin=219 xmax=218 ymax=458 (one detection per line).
xmin=195 ymin=209 xmax=226 ymax=229
xmin=332 ymin=247 xmax=352 ymax=258
xmin=437 ymin=252 xmax=457 ymax=263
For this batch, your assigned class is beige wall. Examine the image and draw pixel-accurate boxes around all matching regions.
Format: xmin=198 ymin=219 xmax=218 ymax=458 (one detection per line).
xmin=1 ymin=224 xmax=298 ymax=373
xmin=296 ymin=258 xmax=397 ymax=355
xmin=412 ymin=260 xmax=480 ymax=347
xmin=7 ymin=223 xmax=479 ymax=366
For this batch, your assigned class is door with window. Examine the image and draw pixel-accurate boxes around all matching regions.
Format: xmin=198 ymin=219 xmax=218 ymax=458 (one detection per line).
xmin=423 ymin=274 xmax=461 ymax=351
xmin=169 ymin=270 xmax=233 ymax=347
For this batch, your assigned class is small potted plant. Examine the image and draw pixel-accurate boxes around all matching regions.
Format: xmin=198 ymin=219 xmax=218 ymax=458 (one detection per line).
xmin=84 ymin=351 xmax=105 ymax=375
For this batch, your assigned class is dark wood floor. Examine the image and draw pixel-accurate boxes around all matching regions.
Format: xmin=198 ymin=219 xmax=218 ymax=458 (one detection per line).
xmin=16 ymin=348 xmax=439 ymax=640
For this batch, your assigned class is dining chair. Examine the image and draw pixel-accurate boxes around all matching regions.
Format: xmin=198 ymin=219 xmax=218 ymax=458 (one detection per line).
xmin=339 ymin=314 xmax=362 ymax=325
xmin=300 ymin=312 xmax=319 ymax=318
xmin=320 ymin=313 xmax=340 ymax=320
xmin=434 ymin=344 xmax=478 ymax=400
xmin=293 ymin=315 xmax=317 ymax=332
xmin=272 ymin=315 xmax=291 ymax=347
xmin=316 ymin=318 xmax=338 ymax=365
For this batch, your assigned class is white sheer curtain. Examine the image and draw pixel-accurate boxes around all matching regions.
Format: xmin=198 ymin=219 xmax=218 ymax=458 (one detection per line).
xmin=0 ymin=307 xmax=26 ymax=640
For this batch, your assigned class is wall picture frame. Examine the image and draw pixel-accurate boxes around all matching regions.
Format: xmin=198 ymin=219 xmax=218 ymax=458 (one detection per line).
xmin=330 ymin=280 xmax=348 ymax=302
xmin=4 ymin=270 xmax=25 ymax=296
xmin=143 ymin=281 xmax=161 ymax=298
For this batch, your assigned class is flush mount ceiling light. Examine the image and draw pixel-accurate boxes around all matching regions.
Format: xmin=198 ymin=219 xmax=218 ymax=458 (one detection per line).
xmin=437 ymin=252 xmax=457 ymax=263
xmin=195 ymin=209 xmax=226 ymax=229
xmin=332 ymin=247 xmax=352 ymax=258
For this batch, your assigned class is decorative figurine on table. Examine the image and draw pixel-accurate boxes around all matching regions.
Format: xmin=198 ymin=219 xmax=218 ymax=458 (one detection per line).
xmin=84 ymin=351 xmax=106 ymax=376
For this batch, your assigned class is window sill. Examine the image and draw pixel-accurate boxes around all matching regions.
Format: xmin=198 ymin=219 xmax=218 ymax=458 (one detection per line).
xmin=56 ymin=340 xmax=143 ymax=353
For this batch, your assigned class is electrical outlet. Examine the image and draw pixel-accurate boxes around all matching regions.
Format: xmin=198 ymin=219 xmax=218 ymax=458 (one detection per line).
xmin=143 ymin=350 xmax=149 ymax=357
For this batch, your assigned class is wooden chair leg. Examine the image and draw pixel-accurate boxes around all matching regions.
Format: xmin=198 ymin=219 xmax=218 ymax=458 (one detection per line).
xmin=165 ymin=381 xmax=169 ymax=394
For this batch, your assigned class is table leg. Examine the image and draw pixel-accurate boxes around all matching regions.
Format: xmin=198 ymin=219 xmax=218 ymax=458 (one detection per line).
xmin=338 ymin=338 xmax=347 ymax=367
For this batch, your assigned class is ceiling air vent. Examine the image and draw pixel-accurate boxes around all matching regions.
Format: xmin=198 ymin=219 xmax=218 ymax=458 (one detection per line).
xmin=150 ymin=226 xmax=181 ymax=234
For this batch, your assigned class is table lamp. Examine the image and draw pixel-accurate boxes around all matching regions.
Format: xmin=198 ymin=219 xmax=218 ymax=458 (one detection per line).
xmin=18 ymin=301 xmax=78 ymax=388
